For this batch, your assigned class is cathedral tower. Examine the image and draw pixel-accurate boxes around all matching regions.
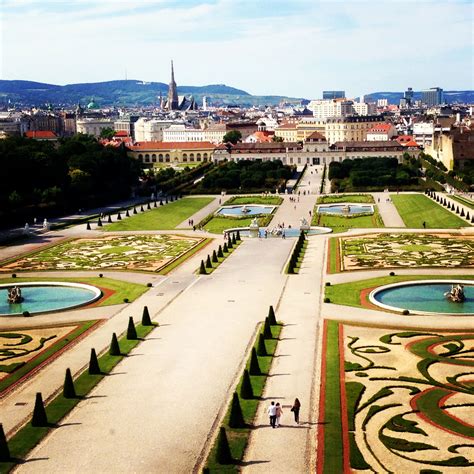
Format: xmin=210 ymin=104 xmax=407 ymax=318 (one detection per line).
xmin=167 ymin=60 xmax=179 ymax=110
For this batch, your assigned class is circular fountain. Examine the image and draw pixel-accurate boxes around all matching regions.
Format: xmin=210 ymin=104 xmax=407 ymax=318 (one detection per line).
xmin=0 ymin=282 xmax=102 ymax=316
xmin=369 ymin=280 xmax=474 ymax=316
xmin=317 ymin=203 xmax=374 ymax=216
xmin=216 ymin=205 xmax=275 ymax=217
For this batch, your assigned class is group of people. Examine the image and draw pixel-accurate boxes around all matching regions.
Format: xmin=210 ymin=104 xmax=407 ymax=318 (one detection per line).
xmin=267 ymin=398 xmax=301 ymax=428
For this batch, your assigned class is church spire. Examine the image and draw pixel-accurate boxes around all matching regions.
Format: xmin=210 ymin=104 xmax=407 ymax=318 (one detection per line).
xmin=167 ymin=59 xmax=179 ymax=110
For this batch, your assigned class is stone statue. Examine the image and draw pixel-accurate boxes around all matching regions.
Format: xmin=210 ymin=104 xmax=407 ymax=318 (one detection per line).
xmin=249 ymin=217 xmax=259 ymax=229
xmin=7 ymin=286 xmax=23 ymax=304
xmin=444 ymin=284 xmax=465 ymax=303
xmin=300 ymin=217 xmax=310 ymax=230
xmin=23 ymin=223 xmax=30 ymax=235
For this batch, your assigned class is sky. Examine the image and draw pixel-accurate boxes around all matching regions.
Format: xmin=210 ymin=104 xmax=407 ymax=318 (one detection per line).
xmin=1 ymin=0 xmax=473 ymax=99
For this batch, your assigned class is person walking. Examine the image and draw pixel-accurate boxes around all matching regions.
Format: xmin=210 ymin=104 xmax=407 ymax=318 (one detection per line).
xmin=291 ymin=398 xmax=301 ymax=424
xmin=275 ymin=402 xmax=283 ymax=427
xmin=267 ymin=401 xmax=277 ymax=428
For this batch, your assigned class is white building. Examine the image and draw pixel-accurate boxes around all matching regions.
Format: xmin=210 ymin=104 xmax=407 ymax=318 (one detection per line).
xmin=307 ymin=99 xmax=354 ymax=119
xmin=413 ymin=122 xmax=435 ymax=147
xmin=366 ymin=123 xmax=397 ymax=141
xmin=76 ymin=118 xmax=114 ymax=137
xmin=353 ymin=102 xmax=377 ymax=116
xmin=134 ymin=118 xmax=175 ymax=142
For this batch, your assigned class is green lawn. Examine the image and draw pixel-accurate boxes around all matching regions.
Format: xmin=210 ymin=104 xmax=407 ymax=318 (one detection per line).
xmin=313 ymin=210 xmax=384 ymax=233
xmin=450 ymin=194 xmax=474 ymax=210
xmin=391 ymin=194 xmax=468 ymax=228
xmin=317 ymin=194 xmax=374 ymax=204
xmin=0 ymin=277 xmax=148 ymax=306
xmin=325 ymin=274 xmax=473 ymax=308
xmin=224 ymin=196 xmax=283 ymax=206
xmin=104 ymin=197 xmax=213 ymax=231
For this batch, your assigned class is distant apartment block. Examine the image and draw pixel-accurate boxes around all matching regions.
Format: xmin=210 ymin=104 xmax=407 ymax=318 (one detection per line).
xmin=421 ymin=87 xmax=444 ymax=107
xmin=322 ymin=90 xmax=345 ymax=100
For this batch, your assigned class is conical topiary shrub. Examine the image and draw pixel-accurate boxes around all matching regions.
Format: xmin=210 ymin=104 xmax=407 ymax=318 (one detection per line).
xmin=0 ymin=423 xmax=10 ymax=462
xmin=268 ymin=305 xmax=277 ymax=325
xmin=257 ymin=333 xmax=267 ymax=356
xmin=108 ymin=215 xmax=113 ymax=223
xmin=217 ymin=245 xmax=223 ymax=258
xmin=232 ymin=233 xmax=236 ymax=245
xmin=240 ymin=369 xmax=254 ymax=399
xmin=97 ymin=218 xmax=102 ymax=227
xmin=227 ymin=238 xmax=233 ymax=249
xmin=134 ymin=207 xmax=138 ymax=214
xmin=86 ymin=222 xmax=91 ymax=230
xmin=236 ymin=230 xmax=241 ymax=241
xmin=140 ymin=205 xmax=144 ymax=212
xmin=212 ymin=250 xmax=218 ymax=263
xmin=31 ymin=392 xmax=48 ymax=427
xmin=142 ymin=306 xmax=152 ymax=326
xmin=216 ymin=427 xmax=233 ymax=464
xmin=89 ymin=348 xmax=101 ymax=375
xmin=160 ymin=200 xmax=163 ymax=206
xmin=249 ymin=347 xmax=261 ymax=375
xmin=262 ymin=317 xmax=272 ymax=339
xmin=147 ymin=202 xmax=151 ymax=210
xmin=126 ymin=316 xmax=137 ymax=340
xmin=223 ymin=242 xmax=228 ymax=253
xmin=63 ymin=368 xmax=76 ymax=399
xmin=109 ymin=332 xmax=121 ymax=356
xmin=126 ymin=209 xmax=130 ymax=217
xmin=117 ymin=212 xmax=122 ymax=220
xmin=461 ymin=208 xmax=465 ymax=217
xmin=199 ymin=260 xmax=207 ymax=275
xmin=467 ymin=212 xmax=470 ymax=220
xmin=228 ymin=392 xmax=245 ymax=428
xmin=206 ymin=255 xmax=212 ymax=268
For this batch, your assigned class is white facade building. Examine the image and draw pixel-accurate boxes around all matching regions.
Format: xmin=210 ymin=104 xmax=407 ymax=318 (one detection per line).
xmin=76 ymin=118 xmax=114 ymax=137
xmin=134 ymin=118 xmax=174 ymax=142
xmin=308 ymin=99 xmax=354 ymax=119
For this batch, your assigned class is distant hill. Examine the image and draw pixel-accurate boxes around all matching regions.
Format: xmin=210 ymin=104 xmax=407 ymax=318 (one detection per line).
xmin=0 ymin=79 xmax=302 ymax=107
xmin=362 ymin=90 xmax=474 ymax=105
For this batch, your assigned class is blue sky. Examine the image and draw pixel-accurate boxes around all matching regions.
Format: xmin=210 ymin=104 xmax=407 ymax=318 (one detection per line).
xmin=1 ymin=0 xmax=473 ymax=98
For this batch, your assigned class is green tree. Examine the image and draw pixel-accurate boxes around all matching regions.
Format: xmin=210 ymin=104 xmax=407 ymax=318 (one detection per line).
xmin=99 ymin=127 xmax=115 ymax=140
xmin=223 ymin=130 xmax=242 ymax=144
xmin=272 ymin=135 xmax=284 ymax=142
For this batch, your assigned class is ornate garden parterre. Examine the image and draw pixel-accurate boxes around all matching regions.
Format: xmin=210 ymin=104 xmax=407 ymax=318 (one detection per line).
xmin=340 ymin=233 xmax=474 ymax=271
xmin=1 ymin=234 xmax=204 ymax=272
xmin=318 ymin=321 xmax=474 ymax=473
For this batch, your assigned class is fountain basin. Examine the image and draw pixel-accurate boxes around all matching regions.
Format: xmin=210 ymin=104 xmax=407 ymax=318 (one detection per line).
xmin=369 ymin=280 xmax=474 ymax=316
xmin=317 ymin=203 xmax=374 ymax=215
xmin=216 ymin=205 xmax=275 ymax=217
xmin=0 ymin=282 xmax=102 ymax=316
xmin=226 ymin=226 xmax=332 ymax=238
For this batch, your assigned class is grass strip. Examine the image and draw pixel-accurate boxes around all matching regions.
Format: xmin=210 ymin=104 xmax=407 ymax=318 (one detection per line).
xmin=197 ymin=240 xmax=241 ymax=275
xmin=159 ymin=238 xmax=211 ymax=275
xmin=0 ymin=277 xmax=147 ymax=306
xmin=391 ymin=194 xmax=468 ymax=228
xmin=327 ymin=237 xmax=339 ymax=274
xmin=1 ymin=323 xmax=157 ymax=473
xmin=312 ymin=208 xmax=384 ymax=233
xmin=286 ymin=240 xmax=308 ymax=274
xmin=317 ymin=194 xmax=375 ymax=204
xmin=321 ymin=320 xmax=344 ymax=474
xmin=450 ymin=194 xmax=474 ymax=210
xmin=223 ymin=196 xmax=283 ymax=206
xmin=325 ymin=274 xmax=474 ymax=308
xmin=204 ymin=323 xmax=282 ymax=472
xmin=0 ymin=321 xmax=98 ymax=396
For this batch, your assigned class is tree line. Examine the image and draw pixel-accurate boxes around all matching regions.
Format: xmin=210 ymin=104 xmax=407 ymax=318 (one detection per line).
xmin=0 ymin=134 xmax=141 ymax=227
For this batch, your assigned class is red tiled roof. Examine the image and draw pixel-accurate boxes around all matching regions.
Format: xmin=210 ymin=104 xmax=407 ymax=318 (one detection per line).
xmin=114 ymin=130 xmax=129 ymax=137
xmin=128 ymin=141 xmax=216 ymax=151
xmin=305 ymin=131 xmax=326 ymax=141
xmin=368 ymin=123 xmax=392 ymax=133
xmin=25 ymin=130 xmax=57 ymax=139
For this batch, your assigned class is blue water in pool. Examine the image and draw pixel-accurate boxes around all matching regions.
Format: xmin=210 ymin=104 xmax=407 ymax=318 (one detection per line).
xmin=0 ymin=286 xmax=97 ymax=315
xmin=238 ymin=228 xmax=329 ymax=238
xmin=217 ymin=205 xmax=274 ymax=216
xmin=374 ymin=283 xmax=474 ymax=314
xmin=318 ymin=204 xmax=373 ymax=215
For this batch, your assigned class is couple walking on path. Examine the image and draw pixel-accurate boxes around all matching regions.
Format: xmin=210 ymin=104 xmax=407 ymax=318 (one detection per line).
xmin=267 ymin=398 xmax=301 ymax=428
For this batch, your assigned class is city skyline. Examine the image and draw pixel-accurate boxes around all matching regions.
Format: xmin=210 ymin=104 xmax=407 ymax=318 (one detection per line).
xmin=1 ymin=0 xmax=473 ymax=99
